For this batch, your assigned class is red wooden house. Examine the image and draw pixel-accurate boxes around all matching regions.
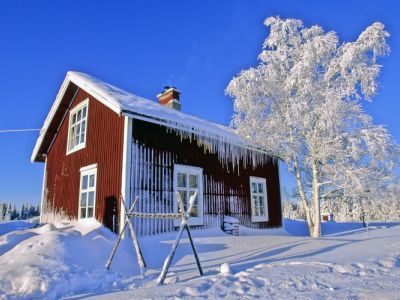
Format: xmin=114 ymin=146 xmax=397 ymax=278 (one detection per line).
xmin=32 ymin=72 xmax=282 ymax=235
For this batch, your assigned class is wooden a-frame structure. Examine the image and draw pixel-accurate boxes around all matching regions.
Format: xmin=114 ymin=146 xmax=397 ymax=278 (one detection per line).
xmin=105 ymin=191 xmax=203 ymax=285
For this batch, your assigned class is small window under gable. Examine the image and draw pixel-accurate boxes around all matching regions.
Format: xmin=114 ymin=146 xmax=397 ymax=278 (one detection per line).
xmin=67 ymin=99 xmax=88 ymax=154
xmin=79 ymin=164 xmax=97 ymax=220
xmin=173 ymin=164 xmax=204 ymax=226
xmin=250 ymin=176 xmax=269 ymax=222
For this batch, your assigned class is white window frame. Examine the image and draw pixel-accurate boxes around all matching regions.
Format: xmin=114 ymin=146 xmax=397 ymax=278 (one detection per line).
xmin=250 ymin=176 xmax=269 ymax=222
xmin=67 ymin=99 xmax=89 ymax=155
xmin=173 ymin=164 xmax=204 ymax=226
xmin=78 ymin=164 xmax=97 ymax=220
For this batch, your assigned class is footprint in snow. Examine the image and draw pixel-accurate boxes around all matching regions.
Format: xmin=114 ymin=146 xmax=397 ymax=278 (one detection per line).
xmin=332 ymin=264 xmax=351 ymax=274
xmin=233 ymin=287 xmax=246 ymax=296
xmin=177 ymin=287 xmax=199 ymax=297
xmin=353 ymin=262 xmax=365 ymax=269
xmin=359 ymin=270 xmax=367 ymax=276
xmin=197 ymin=280 xmax=213 ymax=292
xmin=378 ymin=258 xmax=396 ymax=268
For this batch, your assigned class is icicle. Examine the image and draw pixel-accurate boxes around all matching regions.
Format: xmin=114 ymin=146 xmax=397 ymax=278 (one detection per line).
xmin=160 ymin=120 xmax=270 ymax=169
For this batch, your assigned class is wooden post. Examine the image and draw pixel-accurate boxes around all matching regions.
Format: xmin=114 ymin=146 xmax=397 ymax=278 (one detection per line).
xmin=185 ymin=224 xmax=203 ymax=276
xmin=156 ymin=216 xmax=186 ymax=285
xmin=157 ymin=191 xmax=203 ymax=285
xmin=105 ymin=221 xmax=128 ymax=270
xmin=121 ymin=197 xmax=147 ymax=275
xmin=105 ymin=196 xmax=147 ymax=276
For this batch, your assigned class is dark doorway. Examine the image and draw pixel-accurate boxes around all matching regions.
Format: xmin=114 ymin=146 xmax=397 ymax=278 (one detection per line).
xmin=104 ymin=196 xmax=117 ymax=233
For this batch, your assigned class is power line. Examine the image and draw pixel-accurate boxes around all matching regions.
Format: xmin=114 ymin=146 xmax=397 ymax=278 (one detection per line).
xmin=0 ymin=129 xmax=41 ymax=133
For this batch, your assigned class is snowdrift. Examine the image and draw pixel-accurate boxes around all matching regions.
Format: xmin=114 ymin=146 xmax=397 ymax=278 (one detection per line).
xmin=0 ymin=219 xmax=399 ymax=299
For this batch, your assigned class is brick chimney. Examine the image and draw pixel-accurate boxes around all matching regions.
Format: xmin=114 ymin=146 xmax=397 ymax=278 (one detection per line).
xmin=157 ymin=86 xmax=181 ymax=111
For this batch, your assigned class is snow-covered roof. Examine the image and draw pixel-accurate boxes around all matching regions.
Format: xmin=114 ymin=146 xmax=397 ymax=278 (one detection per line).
xmin=32 ymin=71 xmax=273 ymax=164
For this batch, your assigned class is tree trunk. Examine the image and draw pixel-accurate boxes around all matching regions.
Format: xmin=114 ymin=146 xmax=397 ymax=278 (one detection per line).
xmin=311 ymin=161 xmax=321 ymax=238
xmin=293 ymin=161 xmax=314 ymax=235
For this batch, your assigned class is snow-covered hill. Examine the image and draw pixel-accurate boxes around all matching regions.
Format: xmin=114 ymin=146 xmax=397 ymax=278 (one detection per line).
xmin=0 ymin=219 xmax=399 ymax=299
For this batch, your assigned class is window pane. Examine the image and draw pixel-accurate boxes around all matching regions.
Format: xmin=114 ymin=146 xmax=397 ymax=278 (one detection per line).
xmin=89 ymin=174 xmax=95 ymax=188
xmin=69 ymin=126 xmax=75 ymax=149
xmin=251 ymin=182 xmax=257 ymax=193
xmin=82 ymin=106 xmax=87 ymax=118
xmin=177 ymin=190 xmax=187 ymax=212
xmin=82 ymin=175 xmax=88 ymax=190
xmin=77 ymin=110 xmax=82 ymax=121
xmin=253 ymin=195 xmax=258 ymax=207
xmin=72 ymin=113 xmax=76 ymax=124
xmin=189 ymin=205 xmax=198 ymax=217
xmin=189 ymin=191 xmax=198 ymax=205
xmin=255 ymin=206 xmax=260 ymax=216
xmin=177 ymin=173 xmax=186 ymax=188
xmin=87 ymin=207 xmax=94 ymax=218
xmin=260 ymin=206 xmax=265 ymax=216
xmin=80 ymin=121 xmax=86 ymax=143
xmin=75 ymin=123 xmax=80 ymax=145
xmin=88 ymin=191 xmax=95 ymax=206
xmin=81 ymin=207 xmax=86 ymax=218
xmin=259 ymin=196 xmax=264 ymax=207
xmin=189 ymin=174 xmax=198 ymax=188
xmin=258 ymin=183 xmax=264 ymax=194
xmin=80 ymin=192 xmax=87 ymax=207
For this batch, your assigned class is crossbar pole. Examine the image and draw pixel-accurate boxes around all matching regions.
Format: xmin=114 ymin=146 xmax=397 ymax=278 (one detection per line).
xmin=128 ymin=212 xmax=183 ymax=219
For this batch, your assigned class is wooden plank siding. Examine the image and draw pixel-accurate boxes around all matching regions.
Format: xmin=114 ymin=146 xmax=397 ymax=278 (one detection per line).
xmin=45 ymin=88 xmax=125 ymax=232
xmin=129 ymin=119 xmax=282 ymax=236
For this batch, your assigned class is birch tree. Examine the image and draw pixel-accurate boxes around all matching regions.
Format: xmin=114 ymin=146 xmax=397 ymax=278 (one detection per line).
xmin=226 ymin=17 xmax=399 ymax=237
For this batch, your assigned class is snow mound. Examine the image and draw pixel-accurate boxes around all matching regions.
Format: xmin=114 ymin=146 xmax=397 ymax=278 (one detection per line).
xmin=34 ymin=223 xmax=56 ymax=234
xmin=0 ymin=220 xmax=136 ymax=299
xmin=220 ymin=263 xmax=231 ymax=274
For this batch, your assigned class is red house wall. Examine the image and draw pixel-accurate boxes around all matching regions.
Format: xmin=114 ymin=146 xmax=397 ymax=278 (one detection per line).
xmin=130 ymin=119 xmax=282 ymax=236
xmin=45 ymin=88 xmax=124 ymax=231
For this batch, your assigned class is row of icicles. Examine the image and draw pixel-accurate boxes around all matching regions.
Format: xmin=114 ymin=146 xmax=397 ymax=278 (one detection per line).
xmin=164 ymin=121 xmax=274 ymax=171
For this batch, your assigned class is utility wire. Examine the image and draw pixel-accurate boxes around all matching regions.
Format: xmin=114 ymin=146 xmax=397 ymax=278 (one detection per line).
xmin=0 ymin=129 xmax=41 ymax=133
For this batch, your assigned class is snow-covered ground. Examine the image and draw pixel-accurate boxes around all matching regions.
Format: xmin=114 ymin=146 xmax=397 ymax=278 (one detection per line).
xmin=0 ymin=219 xmax=399 ymax=299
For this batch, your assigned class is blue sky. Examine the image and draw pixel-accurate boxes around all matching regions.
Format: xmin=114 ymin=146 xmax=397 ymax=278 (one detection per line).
xmin=0 ymin=0 xmax=399 ymax=206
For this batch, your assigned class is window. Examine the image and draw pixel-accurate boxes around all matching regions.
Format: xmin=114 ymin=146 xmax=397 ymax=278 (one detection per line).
xmin=67 ymin=100 xmax=88 ymax=154
xmin=79 ymin=164 xmax=97 ymax=219
xmin=173 ymin=164 xmax=203 ymax=226
xmin=250 ymin=177 xmax=269 ymax=222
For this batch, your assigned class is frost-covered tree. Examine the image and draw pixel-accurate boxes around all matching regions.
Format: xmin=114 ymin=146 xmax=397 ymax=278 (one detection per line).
xmin=0 ymin=203 xmax=5 ymax=221
xmin=21 ymin=204 xmax=26 ymax=219
xmin=226 ymin=17 xmax=399 ymax=237
xmin=10 ymin=204 xmax=19 ymax=220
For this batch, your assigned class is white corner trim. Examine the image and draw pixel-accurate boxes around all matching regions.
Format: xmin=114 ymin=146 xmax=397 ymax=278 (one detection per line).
xmin=80 ymin=163 xmax=98 ymax=173
xmin=120 ymin=116 xmax=132 ymax=234
xmin=277 ymin=160 xmax=284 ymax=229
xmin=39 ymin=156 xmax=48 ymax=224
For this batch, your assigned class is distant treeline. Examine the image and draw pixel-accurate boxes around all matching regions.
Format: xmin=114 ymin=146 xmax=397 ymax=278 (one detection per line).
xmin=0 ymin=203 xmax=40 ymax=221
